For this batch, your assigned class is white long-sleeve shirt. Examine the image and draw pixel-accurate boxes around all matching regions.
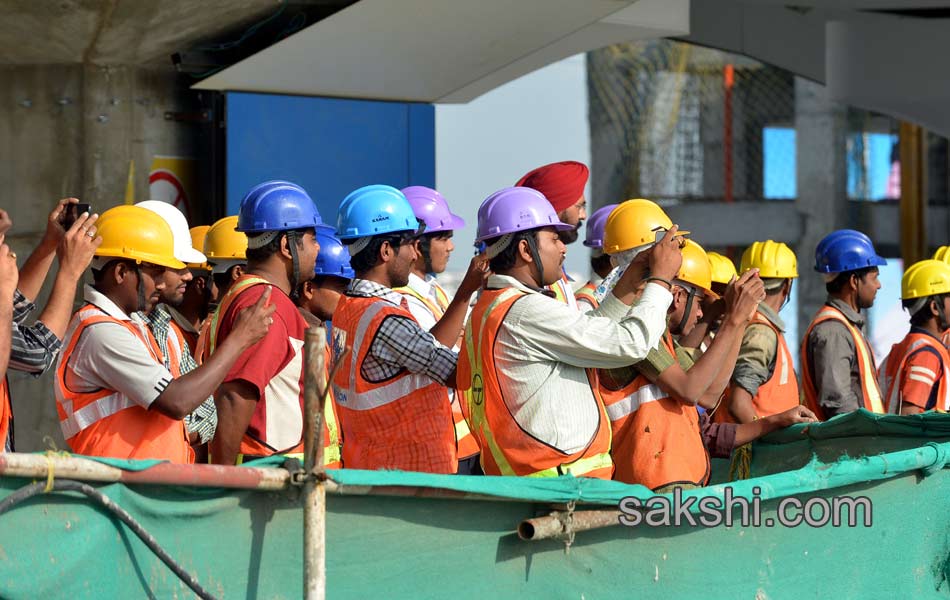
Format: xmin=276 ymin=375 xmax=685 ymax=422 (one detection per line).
xmin=488 ymin=274 xmax=672 ymax=453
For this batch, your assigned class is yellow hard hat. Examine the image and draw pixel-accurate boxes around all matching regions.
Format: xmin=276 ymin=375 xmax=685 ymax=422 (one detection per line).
xmin=188 ymin=225 xmax=211 ymax=271
xmin=602 ymin=199 xmax=689 ymax=255
xmin=94 ymin=205 xmax=185 ymax=269
xmin=204 ymin=216 xmax=247 ymax=261
xmin=706 ymin=252 xmax=738 ymax=285
xmin=740 ymin=240 xmax=798 ymax=279
xmin=932 ymin=246 xmax=950 ymax=265
xmin=677 ymin=240 xmax=716 ymax=298
xmin=901 ymin=259 xmax=950 ymax=300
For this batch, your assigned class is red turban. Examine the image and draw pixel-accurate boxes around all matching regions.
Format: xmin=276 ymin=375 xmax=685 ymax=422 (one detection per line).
xmin=515 ymin=161 xmax=589 ymax=213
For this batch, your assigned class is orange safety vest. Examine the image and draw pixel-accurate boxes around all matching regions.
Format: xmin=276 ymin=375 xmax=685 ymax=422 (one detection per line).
xmin=332 ymin=294 xmax=456 ymax=473
xmin=715 ymin=312 xmax=800 ymax=424
xmin=801 ymin=304 xmax=884 ymax=420
xmin=55 ymin=304 xmax=194 ymax=463
xmin=878 ymin=332 xmax=950 ymax=413
xmin=169 ymin=317 xmax=198 ymax=361
xmin=205 ymin=275 xmax=309 ymax=461
xmin=457 ymin=287 xmax=614 ymax=478
xmin=0 ymin=379 xmax=11 ymax=450
xmin=599 ymin=333 xmax=709 ymax=489
xmin=574 ymin=280 xmax=599 ymax=310
xmin=395 ymin=280 xmax=480 ymax=460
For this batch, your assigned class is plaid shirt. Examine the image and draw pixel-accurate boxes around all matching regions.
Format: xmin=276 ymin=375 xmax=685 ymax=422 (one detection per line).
xmin=10 ymin=289 xmax=63 ymax=376
xmin=143 ymin=304 xmax=217 ymax=444
xmin=345 ymin=279 xmax=457 ymax=385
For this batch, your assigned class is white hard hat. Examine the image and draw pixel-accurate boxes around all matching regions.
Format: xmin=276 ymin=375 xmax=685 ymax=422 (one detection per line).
xmin=135 ymin=200 xmax=207 ymax=265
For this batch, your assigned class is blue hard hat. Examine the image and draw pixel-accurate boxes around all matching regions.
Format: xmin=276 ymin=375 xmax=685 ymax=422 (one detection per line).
xmin=814 ymin=229 xmax=887 ymax=274
xmin=314 ymin=226 xmax=354 ymax=280
xmin=336 ymin=184 xmax=420 ymax=240
xmin=236 ymin=180 xmax=323 ymax=233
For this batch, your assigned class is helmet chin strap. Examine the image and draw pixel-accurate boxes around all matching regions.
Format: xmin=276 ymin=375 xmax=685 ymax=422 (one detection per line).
xmin=286 ymin=231 xmax=302 ymax=302
xmin=134 ymin=265 xmax=148 ymax=313
xmin=525 ymin=234 xmax=546 ymax=288
xmin=673 ymin=284 xmax=699 ymax=336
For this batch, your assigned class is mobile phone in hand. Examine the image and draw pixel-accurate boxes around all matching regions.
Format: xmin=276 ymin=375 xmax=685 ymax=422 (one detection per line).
xmin=61 ymin=203 xmax=92 ymax=231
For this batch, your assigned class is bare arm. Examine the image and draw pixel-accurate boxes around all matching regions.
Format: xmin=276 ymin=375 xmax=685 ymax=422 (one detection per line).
xmin=18 ymin=198 xmax=78 ymax=302
xmin=733 ymin=406 xmax=817 ymax=446
xmin=151 ymin=288 xmax=275 ymax=419
xmin=655 ymin=271 xmax=763 ymax=406
xmin=429 ymin=255 xmax=487 ymax=348
xmin=210 ymin=380 xmax=258 ymax=465
xmin=34 ymin=212 xmax=101 ymax=338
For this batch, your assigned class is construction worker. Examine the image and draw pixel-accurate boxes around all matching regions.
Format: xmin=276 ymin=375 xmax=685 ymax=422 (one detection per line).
xmin=295 ymin=226 xmax=350 ymax=469
xmin=931 ymin=246 xmax=950 ymax=350
xmin=802 ymin=229 xmax=886 ymax=420
xmin=714 ymin=241 xmax=800 ymax=424
xmin=331 ymin=184 xmax=486 ymax=474
xmin=135 ymin=201 xmax=217 ymax=450
xmin=54 ymin=205 xmax=274 ymax=462
xmin=878 ymin=260 xmax=950 ymax=414
xmin=457 ymin=187 xmax=682 ymax=478
xmin=208 ymin=180 xmax=322 ymax=465
xmin=0 ymin=199 xmax=100 ymax=451
xmin=574 ymin=203 xmax=618 ymax=312
xmin=594 ymin=200 xmax=772 ymax=487
xmin=516 ymin=161 xmax=589 ymax=308
xmin=680 ymin=251 xmax=738 ymax=350
xmin=203 ymin=215 xmax=248 ymax=302
xmin=166 ymin=224 xmax=213 ymax=354
xmin=394 ymin=185 xmax=482 ymax=475
xmin=193 ymin=215 xmax=247 ymax=364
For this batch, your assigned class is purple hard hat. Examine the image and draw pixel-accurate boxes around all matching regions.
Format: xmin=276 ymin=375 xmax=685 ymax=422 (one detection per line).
xmin=583 ymin=203 xmax=619 ymax=249
xmin=401 ymin=186 xmax=465 ymax=234
xmin=475 ymin=186 xmax=573 ymax=243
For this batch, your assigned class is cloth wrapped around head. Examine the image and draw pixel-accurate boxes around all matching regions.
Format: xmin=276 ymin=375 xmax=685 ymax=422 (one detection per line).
xmin=515 ymin=161 xmax=589 ymax=213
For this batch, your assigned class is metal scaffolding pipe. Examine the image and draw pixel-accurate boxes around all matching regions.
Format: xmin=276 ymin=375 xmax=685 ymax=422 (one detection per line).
xmin=303 ymin=326 xmax=328 ymax=600
xmin=518 ymin=509 xmax=622 ymax=541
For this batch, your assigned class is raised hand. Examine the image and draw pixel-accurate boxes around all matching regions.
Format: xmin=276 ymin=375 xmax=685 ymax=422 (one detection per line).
xmin=232 ymin=286 xmax=278 ymax=347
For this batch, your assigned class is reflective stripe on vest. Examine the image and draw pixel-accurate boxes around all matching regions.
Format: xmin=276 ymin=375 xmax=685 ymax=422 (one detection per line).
xmin=55 ymin=304 xmax=192 ymax=463
xmin=204 ymin=275 xmax=270 ymax=356
xmin=879 ymin=333 xmax=950 ymax=414
xmin=338 ymin=301 xmax=436 ymax=410
xmin=397 ymin=280 xmax=480 ymax=459
xmin=598 ymin=333 xmax=709 ymax=489
xmin=460 ymin=287 xmax=612 ymax=478
xmin=801 ymin=305 xmax=884 ymax=419
xmin=574 ymin=281 xmax=599 ymax=310
xmin=332 ymin=294 xmax=456 ymax=473
xmin=549 ymin=274 xmax=578 ymax=310
xmin=715 ymin=312 xmax=800 ymax=424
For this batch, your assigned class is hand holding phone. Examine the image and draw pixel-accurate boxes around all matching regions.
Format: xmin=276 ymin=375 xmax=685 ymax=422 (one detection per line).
xmin=61 ymin=202 xmax=92 ymax=231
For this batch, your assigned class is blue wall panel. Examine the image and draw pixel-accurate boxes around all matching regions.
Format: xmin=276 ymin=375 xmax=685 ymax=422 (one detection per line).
xmin=226 ymin=92 xmax=435 ymax=226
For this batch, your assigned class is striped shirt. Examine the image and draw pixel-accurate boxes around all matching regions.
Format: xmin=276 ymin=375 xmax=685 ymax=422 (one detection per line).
xmin=345 ymin=279 xmax=457 ymax=385
xmin=10 ymin=289 xmax=63 ymax=375
xmin=143 ymin=304 xmax=217 ymax=444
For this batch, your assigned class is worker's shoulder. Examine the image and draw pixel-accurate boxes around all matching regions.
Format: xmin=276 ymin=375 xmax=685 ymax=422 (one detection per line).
xmin=744 ymin=322 xmax=778 ymax=345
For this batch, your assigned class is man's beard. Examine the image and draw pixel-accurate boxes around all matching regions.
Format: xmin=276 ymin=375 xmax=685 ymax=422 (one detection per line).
xmin=558 ymin=221 xmax=583 ymax=245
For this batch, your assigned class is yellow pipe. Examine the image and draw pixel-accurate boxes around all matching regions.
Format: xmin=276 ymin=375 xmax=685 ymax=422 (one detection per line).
xmin=899 ymin=122 xmax=926 ymax=264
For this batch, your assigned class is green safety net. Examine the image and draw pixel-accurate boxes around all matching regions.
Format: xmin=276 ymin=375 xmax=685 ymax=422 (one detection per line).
xmin=2 ymin=409 xmax=950 ymax=598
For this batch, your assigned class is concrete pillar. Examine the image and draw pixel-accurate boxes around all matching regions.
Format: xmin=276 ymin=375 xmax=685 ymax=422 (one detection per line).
xmin=794 ymin=77 xmax=849 ymax=330
xmin=0 ymin=64 xmax=203 ymax=451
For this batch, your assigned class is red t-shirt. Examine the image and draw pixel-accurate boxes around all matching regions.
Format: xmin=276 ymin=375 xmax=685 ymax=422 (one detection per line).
xmin=217 ymin=284 xmax=308 ymax=452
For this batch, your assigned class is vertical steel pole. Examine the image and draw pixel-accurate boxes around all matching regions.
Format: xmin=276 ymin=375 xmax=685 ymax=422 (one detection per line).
xmin=899 ymin=122 xmax=927 ymax=265
xmin=303 ymin=327 xmax=328 ymax=600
